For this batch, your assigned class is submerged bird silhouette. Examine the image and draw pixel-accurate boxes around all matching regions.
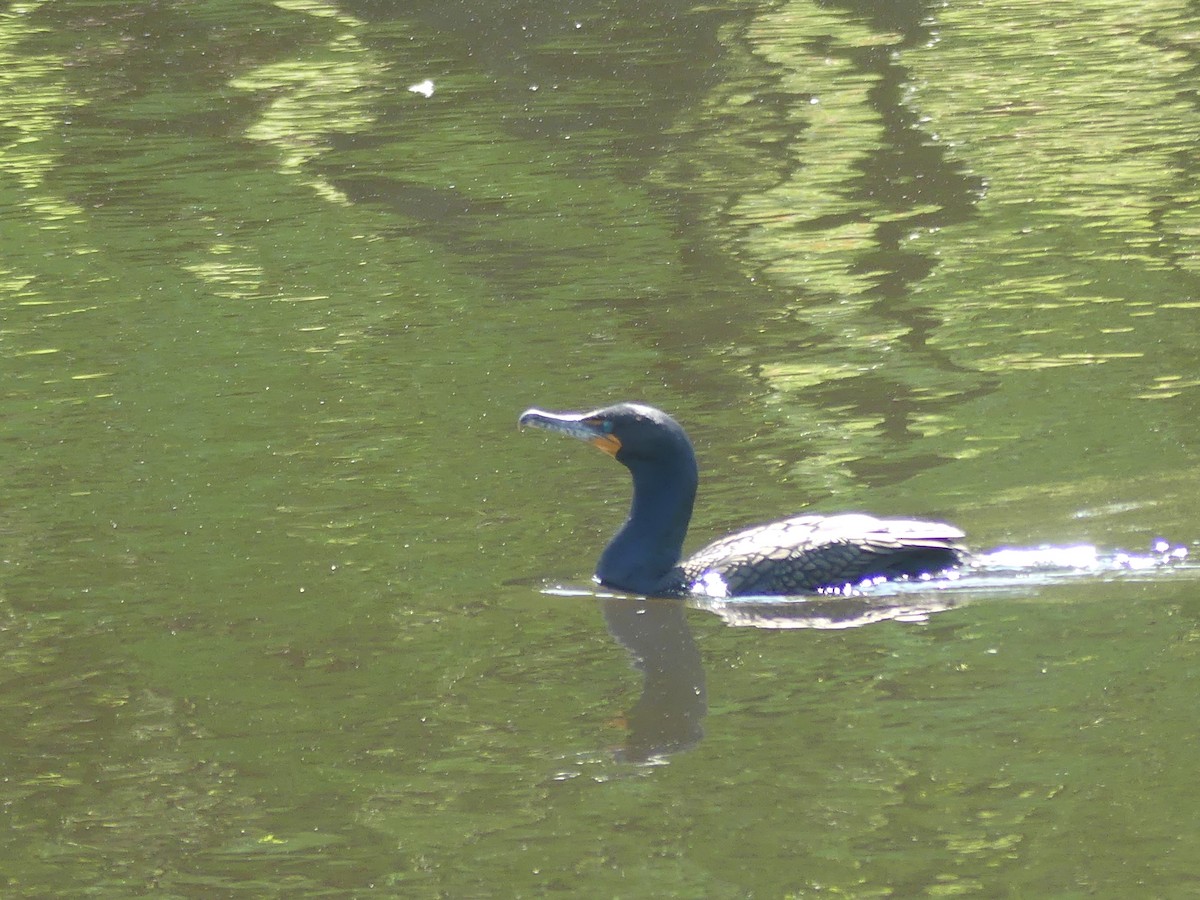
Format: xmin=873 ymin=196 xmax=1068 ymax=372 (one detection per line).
xmin=519 ymin=403 xmax=966 ymax=597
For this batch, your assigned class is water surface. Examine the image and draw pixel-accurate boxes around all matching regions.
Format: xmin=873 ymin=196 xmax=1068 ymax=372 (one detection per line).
xmin=2 ymin=0 xmax=1199 ymax=895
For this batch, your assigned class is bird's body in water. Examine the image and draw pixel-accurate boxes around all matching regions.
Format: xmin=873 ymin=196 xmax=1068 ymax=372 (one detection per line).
xmin=518 ymin=403 xmax=966 ymax=598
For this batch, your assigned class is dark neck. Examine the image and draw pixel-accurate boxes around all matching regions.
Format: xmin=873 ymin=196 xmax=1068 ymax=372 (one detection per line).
xmin=597 ymin=458 xmax=697 ymax=595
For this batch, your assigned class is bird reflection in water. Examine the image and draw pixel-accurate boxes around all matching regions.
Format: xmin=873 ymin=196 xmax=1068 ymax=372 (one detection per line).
xmin=591 ymin=588 xmax=964 ymax=764
xmin=601 ymin=596 xmax=706 ymax=764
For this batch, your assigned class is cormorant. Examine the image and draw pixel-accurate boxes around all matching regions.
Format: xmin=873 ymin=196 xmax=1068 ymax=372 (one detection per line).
xmin=518 ymin=403 xmax=966 ymax=597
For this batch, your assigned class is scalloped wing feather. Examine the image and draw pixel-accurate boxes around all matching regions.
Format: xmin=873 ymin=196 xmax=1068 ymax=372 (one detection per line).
xmin=679 ymin=514 xmax=966 ymax=596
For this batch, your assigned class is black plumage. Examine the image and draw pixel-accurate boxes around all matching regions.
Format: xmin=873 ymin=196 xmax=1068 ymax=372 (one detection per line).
xmin=518 ymin=403 xmax=966 ymax=598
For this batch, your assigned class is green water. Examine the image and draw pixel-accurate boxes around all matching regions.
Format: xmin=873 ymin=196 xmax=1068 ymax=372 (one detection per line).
xmin=2 ymin=0 xmax=1199 ymax=895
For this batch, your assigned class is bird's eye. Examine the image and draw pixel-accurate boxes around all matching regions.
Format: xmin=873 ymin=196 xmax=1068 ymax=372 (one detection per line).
xmin=585 ymin=417 xmax=613 ymax=433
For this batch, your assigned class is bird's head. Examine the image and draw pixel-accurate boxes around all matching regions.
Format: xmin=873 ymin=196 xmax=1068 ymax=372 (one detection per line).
xmin=518 ymin=402 xmax=693 ymax=469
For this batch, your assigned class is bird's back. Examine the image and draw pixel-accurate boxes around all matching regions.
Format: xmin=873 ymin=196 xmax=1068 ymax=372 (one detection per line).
xmin=678 ymin=513 xmax=966 ymax=597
